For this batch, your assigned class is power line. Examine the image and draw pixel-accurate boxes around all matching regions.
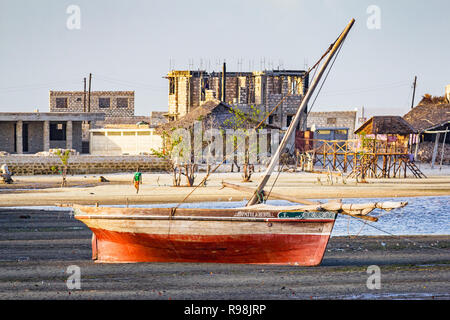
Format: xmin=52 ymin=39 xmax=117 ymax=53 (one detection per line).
xmin=320 ymin=81 xmax=411 ymax=97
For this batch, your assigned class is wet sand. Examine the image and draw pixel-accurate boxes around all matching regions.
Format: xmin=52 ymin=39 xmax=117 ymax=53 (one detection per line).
xmin=0 ymin=208 xmax=448 ymax=300
xmin=1 ymin=171 xmax=450 ymax=206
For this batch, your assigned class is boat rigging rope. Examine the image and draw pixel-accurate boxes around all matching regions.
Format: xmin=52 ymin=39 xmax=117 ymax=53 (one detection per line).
xmin=171 ymin=37 xmax=342 ymax=212
xmin=345 ymin=214 xmax=449 ymax=252
xmin=299 ymin=34 xmax=346 ymax=130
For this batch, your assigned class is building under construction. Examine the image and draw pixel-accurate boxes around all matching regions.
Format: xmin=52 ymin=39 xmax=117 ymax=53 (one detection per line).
xmin=165 ymin=64 xmax=309 ymax=130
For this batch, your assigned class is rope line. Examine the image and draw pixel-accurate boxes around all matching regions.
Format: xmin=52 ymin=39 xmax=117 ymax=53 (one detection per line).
xmin=346 ymin=214 xmax=449 ymax=252
xmin=171 ymin=37 xmax=342 ymax=212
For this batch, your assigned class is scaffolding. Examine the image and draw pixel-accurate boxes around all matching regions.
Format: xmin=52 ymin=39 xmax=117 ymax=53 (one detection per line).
xmin=296 ymin=138 xmax=426 ymax=179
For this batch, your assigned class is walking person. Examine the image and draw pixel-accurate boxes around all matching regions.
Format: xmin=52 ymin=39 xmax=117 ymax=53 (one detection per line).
xmin=133 ymin=168 xmax=142 ymax=194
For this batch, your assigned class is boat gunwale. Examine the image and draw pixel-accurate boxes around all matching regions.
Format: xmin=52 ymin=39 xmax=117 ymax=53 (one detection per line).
xmin=74 ymin=214 xmax=336 ymax=223
xmin=71 ymin=204 xmax=325 ymax=214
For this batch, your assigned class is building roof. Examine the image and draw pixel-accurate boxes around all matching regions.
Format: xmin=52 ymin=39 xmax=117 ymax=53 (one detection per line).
xmin=49 ymin=91 xmax=134 ymax=95
xmin=156 ymin=99 xmax=279 ymax=134
xmin=403 ymin=103 xmax=450 ymax=132
xmin=166 ymin=69 xmax=307 ymax=79
xmin=0 ymin=112 xmax=105 ymax=122
xmin=354 ymin=116 xmax=417 ymax=135
xmin=308 ymin=110 xmax=357 ymax=117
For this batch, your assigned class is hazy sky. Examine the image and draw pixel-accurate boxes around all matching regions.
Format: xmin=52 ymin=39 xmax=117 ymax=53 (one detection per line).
xmin=1 ymin=0 xmax=449 ymax=118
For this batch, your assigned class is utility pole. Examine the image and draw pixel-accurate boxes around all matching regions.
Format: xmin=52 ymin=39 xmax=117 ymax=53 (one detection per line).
xmin=411 ymin=76 xmax=417 ymax=109
xmin=221 ymin=62 xmax=226 ymax=102
xmin=88 ymin=73 xmax=92 ymax=113
xmin=83 ymin=77 xmax=87 ymax=112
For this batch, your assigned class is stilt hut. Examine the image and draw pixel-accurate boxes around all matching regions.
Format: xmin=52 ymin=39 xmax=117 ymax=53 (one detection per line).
xmin=351 ymin=116 xmax=420 ymax=178
xmin=354 ymin=116 xmax=417 ymax=154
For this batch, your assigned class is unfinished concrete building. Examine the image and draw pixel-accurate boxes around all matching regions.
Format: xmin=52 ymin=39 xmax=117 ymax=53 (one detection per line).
xmin=165 ymin=65 xmax=309 ymax=129
xmin=0 ymin=112 xmax=104 ymax=154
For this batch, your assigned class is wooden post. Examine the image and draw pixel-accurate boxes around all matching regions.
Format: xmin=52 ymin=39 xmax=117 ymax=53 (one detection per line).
xmin=404 ymin=157 xmax=407 ymax=178
xmin=332 ymin=142 xmax=337 ymax=171
xmin=431 ymin=132 xmax=440 ymax=169
xmin=222 ymin=62 xmax=226 ymax=102
xmin=394 ymin=155 xmax=397 ymax=178
xmin=83 ymin=77 xmax=87 ymax=113
xmin=439 ymin=127 xmax=448 ymax=170
xmin=323 ymin=142 xmax=326 ymax=169
xmin=414 ymin=133 xmax=421 ymax=159
xmin=88 ymin=73 xmax=92 ymax=113
xmin=411 ymin=76 xmax=417 ymax=109
xmin=344 ymin=152 xmax=348 ymax=173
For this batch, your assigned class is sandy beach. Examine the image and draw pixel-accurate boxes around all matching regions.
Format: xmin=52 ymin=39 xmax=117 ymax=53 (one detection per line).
xmin=1 ymin=166 xmax=449 ymax=206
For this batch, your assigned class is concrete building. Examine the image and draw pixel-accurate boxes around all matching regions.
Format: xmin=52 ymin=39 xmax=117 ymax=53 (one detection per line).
xmin=0 ymin=112 xmax=104 ymax=154
xmin=49 ymin=91 xmax=135 ymax=118
xmin=165 ymin=67 xmax=309 ymax=130
xmin=306 ymin=110 xmax=358 ymax=140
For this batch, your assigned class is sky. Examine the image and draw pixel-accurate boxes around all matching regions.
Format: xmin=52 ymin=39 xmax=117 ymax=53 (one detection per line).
xmin=0 ymin=0 xmax=449 ymax=118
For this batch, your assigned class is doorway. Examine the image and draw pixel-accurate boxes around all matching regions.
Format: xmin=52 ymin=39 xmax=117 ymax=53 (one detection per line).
xmin=22 ymin=123 xmax=29 ymax=153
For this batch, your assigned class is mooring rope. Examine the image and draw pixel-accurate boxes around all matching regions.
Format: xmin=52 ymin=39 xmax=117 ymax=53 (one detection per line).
xmin=345 ymin=213 xmax=449 ymax=252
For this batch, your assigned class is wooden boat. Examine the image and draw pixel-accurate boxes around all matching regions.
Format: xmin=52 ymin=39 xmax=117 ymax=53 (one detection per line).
xmin=74 ymin=205 xmax=336 ymax=265
xmin=73 ymin=18 xmax=408 ymax=265
xmin=73 ymin=200 xmax=406 ymax=265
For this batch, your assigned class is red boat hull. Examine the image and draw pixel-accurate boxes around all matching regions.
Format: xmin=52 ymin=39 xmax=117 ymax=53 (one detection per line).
xmin=75 ymin=206 xmax=336 ymax=266
xmin=91 ymin=228 xmax=332 ymax=266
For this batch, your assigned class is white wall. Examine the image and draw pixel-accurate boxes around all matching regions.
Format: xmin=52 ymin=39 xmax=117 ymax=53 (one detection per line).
xmin=90 ymin=129 xmax=163 ymax=155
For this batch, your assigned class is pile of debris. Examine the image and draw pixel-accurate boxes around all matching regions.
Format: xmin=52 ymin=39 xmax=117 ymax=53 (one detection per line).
xmin=35 ymin=149 xmax=79 ymax=157
xmin=1 ymin=164 xmax=13 ymax=184
xmin=417 ymin=141 xmax=450 ymax=164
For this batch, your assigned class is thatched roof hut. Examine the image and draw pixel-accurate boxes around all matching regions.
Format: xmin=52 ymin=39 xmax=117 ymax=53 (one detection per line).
xmin=354 ymin=116 xmax=417 ymax=135
xmin=403 ymin=103 xmax=450 ymax=133
xmin=403 ymin=97 xmax=450 ymax=163
xmin=156 ymin=99 xmax=279 ymax=134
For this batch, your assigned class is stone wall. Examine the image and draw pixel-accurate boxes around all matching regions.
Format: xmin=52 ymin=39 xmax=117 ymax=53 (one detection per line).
xmin=0 ymin=155 xmax=171 ymax=175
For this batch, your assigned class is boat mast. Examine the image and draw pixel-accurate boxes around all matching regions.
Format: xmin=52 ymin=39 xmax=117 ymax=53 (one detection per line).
xmin=246 ymin=18 xmax=355 ymax=206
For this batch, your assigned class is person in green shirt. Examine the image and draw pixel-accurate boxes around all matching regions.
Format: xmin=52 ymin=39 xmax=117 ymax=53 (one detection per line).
xmin=133 ymin=169 xmax=142 ymax=194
